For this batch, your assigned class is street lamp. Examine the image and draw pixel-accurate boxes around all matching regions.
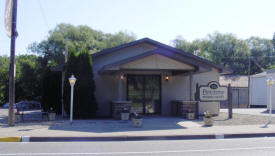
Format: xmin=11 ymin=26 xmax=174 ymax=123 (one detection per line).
xmin=69 ymin=75 xmax=76 ymax=124
xmin=266 ymin=77 xmax=274 ymax=124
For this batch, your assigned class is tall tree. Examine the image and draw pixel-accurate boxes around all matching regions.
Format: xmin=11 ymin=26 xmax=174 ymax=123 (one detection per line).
xmin=0 ymin=56 xmax=9 ymax=104
xmin=206 ymin=33 xmax=250 ymax=74
xmin=246 ymin=37 xmax=274 ymax=74
xmin=28 ymin=23 xmax=136 ymax=65
xmin=64 ymin=48 xmax=97 ymax=118
xmin=172 ymin=36 xmax=209 ymax=59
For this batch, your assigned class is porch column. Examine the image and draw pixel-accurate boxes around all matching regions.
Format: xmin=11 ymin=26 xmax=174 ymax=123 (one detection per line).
xmin=189 ymin=71 xmax=193 ymax=101
xmin=118 ymin=73 xmax=122 ymax=100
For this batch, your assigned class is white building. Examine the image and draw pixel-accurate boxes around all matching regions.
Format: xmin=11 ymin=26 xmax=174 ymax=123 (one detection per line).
xmin=250 ymin=69 xmax=275 ymax=109
xmin=250 ymin=72 xmax=267 ymax=107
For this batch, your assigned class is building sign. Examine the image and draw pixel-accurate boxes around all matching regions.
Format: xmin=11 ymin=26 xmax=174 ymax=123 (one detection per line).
xmin=199 ymin=81 xmax=228 ymax=102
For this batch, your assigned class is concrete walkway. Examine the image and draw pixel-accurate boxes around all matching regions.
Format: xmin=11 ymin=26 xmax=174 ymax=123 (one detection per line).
xmin=1 ymin=108 xmax=275 ymax=141
xmin=0 ymin=117 xmax=275 ymax=140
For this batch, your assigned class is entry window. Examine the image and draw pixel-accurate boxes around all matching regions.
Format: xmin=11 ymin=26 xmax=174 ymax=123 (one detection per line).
xmin=127 ymin=75 xmax=161 ymax=114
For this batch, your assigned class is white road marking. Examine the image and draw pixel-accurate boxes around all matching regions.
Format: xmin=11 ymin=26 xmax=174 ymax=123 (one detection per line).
xmin=21 ymin=136 xmax=30 ymax=142
xmin=1 ymin=146 xmax=275 ymax=155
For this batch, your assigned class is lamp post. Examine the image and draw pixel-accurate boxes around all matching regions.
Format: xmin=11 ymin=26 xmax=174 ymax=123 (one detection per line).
xmin=69 ymin=75 xmax=76 ymax=124
xmin=267 ymin=77 xmax=274 ymax=124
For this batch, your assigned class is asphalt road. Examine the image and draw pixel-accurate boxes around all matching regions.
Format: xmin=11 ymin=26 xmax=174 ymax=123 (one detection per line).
xmin=1 ymin=137 xmax=275 ymax=156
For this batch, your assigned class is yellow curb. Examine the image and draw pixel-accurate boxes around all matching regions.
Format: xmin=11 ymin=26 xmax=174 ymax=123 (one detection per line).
xmin=0 ymin=137 xmax=21 ymax=142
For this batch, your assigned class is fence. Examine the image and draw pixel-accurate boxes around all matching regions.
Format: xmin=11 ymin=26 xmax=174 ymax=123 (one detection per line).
xmin=220 ymin=87 xmax=248 ymax=108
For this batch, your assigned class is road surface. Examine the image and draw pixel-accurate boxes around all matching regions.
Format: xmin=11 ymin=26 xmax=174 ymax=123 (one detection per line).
xmin=1 ymin=137 xmax=275 ymax=155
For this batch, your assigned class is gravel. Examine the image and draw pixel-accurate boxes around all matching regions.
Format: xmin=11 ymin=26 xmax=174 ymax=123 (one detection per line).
xmin=197 ymin=112 xmax=275 ymax=126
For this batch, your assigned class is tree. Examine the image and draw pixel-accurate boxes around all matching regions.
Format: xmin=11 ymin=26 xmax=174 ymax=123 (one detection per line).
xmin=246 ymin=37 xmax=274 ymax=74
xmin=272 ymin=33 xmax=275 ymax=50
xmin=64 ymin=48 xmax=97 ymax=118
xmin=15 ymin=55 xmax=44 ymax=101
xmin=0 ymin=55 xmax=45 ymax=105
xmin=205 ymin=33 xmax=250 ymax=74
xmin=0 ymin=56 xmax=9 ymax=105
xmin=173 ymin=33 xmax=251 ymax=74
xmin=172 ymin=36 xmax=209 ymax=59
xmin=41 ymin=67 xmax=62 ymax=113
xmin=28 ymin=23 xmax=136 ymax=65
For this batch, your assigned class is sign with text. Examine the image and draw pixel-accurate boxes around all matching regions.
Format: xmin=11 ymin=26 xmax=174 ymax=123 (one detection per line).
xmin=199 ymin=81 xmax=228 ymax=102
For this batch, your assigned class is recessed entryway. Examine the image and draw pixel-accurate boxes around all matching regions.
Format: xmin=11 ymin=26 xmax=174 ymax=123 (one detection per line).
xmin=127 ymin=75 xmax=161 ymax=114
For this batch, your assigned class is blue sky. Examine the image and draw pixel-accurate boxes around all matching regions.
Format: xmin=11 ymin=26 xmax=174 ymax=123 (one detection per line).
xmin=0 ymin=0 xmax=275 ymax=56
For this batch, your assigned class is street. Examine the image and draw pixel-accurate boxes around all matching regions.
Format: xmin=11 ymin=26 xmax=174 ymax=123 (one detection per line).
xmin=1 ymin=137 xmax=275 ymax=156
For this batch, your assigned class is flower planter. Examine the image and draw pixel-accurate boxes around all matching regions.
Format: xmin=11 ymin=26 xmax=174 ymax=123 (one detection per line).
xmin=14 ymin=114 xmax=22 ymax=123
xmin=132 ymin=118 xmax=143 ymax=127
xmin=121 ymin=112 xmax=130 ymax=121
xmin=187 ymin=112 xmax=195 ymax=120
xmin=48 ymin=112 xmax=56 ymax=121
xmin=203 ymin=117 xmax=213 ymax=126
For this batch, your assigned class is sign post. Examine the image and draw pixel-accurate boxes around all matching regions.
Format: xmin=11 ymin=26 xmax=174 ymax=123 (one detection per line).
xmin=228 ymin=84 xmax=232 ymax=118
xmin=196 ymin=81 xmax=232 ymax=119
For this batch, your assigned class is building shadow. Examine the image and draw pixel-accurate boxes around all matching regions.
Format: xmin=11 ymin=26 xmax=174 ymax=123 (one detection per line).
xmin=48 ymin=116 xmax=191 ymax=133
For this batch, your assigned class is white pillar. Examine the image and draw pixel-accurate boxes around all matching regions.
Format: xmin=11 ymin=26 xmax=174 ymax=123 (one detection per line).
xmin=70 ymin=84 xmax=74 ymax=124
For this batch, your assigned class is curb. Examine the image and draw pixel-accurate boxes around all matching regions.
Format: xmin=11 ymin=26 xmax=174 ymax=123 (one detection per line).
xmin=0 ymin=137 xmax=21 ymax=142
xmin=1 ymin=133 xmax=275 ymax=142
xmin=26 ymin=133 xmax=275 ymax=142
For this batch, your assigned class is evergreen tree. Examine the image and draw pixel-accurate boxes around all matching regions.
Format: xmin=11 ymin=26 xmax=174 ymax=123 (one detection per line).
xmin=64 ymin=48 xmax=97 ymax=118
xmin=41 ymin=67 xmax=62 ymax=113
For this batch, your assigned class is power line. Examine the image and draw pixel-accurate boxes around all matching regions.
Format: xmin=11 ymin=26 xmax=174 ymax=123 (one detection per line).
xmin=217 ymin=56 xmax=275 ymax=59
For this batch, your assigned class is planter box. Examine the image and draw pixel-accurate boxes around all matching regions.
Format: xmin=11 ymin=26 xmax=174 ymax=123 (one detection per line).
xmin=187 ymin=112 xmax=195 ymax=120
xmin=132 ymin=118 xmax=143 ymax=127
xmin=14 ymin=114 xmax=22 ymax=123
xmin=203 ymin=117 xmax=214 ymax=126
xmin=121 ymin=112 xmax=130 ymax=121
xmin=48 ymin=112 xmax=56 ymax=121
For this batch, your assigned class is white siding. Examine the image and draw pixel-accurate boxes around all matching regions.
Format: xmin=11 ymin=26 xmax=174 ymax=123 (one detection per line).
xmin=250 ymin=75 xmax=267 ymax=106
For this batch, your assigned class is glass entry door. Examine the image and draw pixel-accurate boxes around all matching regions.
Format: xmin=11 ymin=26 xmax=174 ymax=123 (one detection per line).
xmin=127 ymin=75 xmax=161 ymax=114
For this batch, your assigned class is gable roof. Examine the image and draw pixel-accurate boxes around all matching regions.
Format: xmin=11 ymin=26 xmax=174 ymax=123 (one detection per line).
xmin=92 ymin=37 xmax=232 ymax=74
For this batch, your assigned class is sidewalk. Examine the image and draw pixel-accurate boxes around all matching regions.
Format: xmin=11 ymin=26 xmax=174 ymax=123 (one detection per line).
xmin=1 ymin=117 xmax=275 ymax=141
xmin=1 ymin=108 xmax=275 ymax=142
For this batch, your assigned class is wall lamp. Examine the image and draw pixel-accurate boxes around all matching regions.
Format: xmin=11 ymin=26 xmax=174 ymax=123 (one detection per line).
xmin=120 ymin=74 xmax=125 ymax=80
xmin=165 ymin=75 xmax=169 ymax=82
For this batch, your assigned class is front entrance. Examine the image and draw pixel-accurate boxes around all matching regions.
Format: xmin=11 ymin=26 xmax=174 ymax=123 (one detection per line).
xmin=127 ymin=75 xmax=161 ymax=114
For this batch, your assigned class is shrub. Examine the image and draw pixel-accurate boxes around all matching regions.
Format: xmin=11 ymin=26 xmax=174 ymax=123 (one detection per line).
xmin=64 ymin=48 xmax=97 ymax=118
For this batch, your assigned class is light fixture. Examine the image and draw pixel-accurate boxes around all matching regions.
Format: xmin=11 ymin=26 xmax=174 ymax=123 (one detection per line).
xmin=120 ymin=74 xmax=124 ymax=80
xmin=69 ymin=75 xmax=77 ymax=124
xmin=69 ymin=75 xmax=76 ymax=86
xmin=165 ymin=75 xmax=169 ymax=81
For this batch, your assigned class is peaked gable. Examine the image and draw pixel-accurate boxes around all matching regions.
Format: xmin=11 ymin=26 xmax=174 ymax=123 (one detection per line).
xmin=92 ymin=38 xmax=232 ymax=74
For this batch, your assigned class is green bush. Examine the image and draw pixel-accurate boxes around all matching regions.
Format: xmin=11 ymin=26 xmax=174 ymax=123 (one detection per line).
xmin=41 ymin=67 xmax=62 ymax=113
xmin=64 ymin=48 xmax=97 ymax=118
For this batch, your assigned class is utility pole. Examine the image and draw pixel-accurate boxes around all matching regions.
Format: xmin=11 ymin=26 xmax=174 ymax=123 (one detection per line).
xmin=8 ymin=0 xmax=18 ymax=126
xmin=61 ymin=41 xmax=68 ymax=117
xmin=248 ymin=55 xmax=251 ymax=108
